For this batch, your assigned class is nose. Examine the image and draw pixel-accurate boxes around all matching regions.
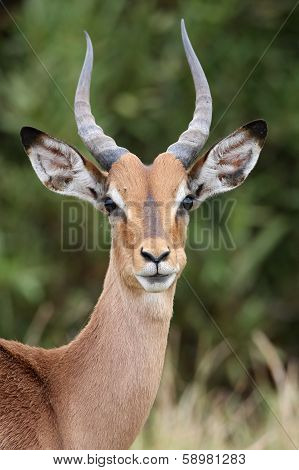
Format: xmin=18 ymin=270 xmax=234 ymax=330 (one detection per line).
xmin=140 ymin=247 xmax=170 ymax=264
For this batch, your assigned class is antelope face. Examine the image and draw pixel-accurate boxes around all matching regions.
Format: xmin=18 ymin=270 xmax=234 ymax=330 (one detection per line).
xmin=107 ymin=153 xmax=189 ymax=292
xmin=20 ymin=20 xmax=267 ymax=294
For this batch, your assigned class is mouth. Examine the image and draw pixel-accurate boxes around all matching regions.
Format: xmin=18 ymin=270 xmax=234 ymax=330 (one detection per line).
xmin=135 ymin=272 xmax=177 ymax=292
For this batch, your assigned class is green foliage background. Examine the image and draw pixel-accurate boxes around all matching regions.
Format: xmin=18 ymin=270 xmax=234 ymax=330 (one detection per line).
xmin=0 ymin=0 xmax=298 ymax=448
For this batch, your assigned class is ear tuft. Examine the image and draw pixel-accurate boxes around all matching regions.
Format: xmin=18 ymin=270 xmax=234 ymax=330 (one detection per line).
xmin=20 ymin=127 xmax=43 ymax=150
xmin=244 ymin=120 xmax=267 ymax=140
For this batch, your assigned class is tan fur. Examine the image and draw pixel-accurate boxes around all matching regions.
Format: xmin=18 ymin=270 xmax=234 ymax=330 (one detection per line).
xmin=108 ymin=153 xmax=188 ymax=289
xmin=2 ymin=118 xmax=265 ymax=448
xmin=0 ymin=153 xmax=187 ymax=450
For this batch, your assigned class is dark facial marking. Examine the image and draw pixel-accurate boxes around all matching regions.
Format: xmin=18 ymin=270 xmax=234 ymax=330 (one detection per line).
xmin=88 ymin=187 xmax=98 ymax=199
xmin=143 ymin=193 xmax=163 ymax=239
xmin=196 ymin=184 xmax=204 ymax=196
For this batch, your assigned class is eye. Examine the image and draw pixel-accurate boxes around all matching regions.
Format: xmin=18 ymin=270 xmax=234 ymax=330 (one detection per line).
xmin=104 ymin=197 xmax=117 ymax=214
xmin=181 ymin=195 xmax=194 ymax=211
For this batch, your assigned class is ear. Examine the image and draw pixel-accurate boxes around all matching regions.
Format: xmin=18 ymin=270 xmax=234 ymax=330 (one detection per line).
xmin=20 ymin=127 xmax=107 ymax=209
xmin=188 ymin=120 xmax=267 ymax=207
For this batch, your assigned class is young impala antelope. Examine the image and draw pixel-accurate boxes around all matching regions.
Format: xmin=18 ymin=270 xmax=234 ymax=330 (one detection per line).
xmin=0 ymin=20 xmax=267 ymax=449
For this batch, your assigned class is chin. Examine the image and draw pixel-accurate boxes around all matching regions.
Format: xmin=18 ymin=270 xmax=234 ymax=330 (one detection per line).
xmin=135 ymin=273 xmax=177 ymax=293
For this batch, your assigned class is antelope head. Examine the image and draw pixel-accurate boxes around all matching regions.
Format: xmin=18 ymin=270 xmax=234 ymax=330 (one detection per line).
xmin=21 ymin=20 xmax=267 ymax=294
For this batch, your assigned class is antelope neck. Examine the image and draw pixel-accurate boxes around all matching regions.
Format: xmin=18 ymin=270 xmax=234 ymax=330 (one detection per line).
xmin=51 ymin=253 xmax=174 ymax=449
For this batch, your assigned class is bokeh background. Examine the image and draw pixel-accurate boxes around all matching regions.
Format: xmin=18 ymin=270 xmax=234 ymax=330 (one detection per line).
xmin=0 ymin=0 xmax=299 ymax=449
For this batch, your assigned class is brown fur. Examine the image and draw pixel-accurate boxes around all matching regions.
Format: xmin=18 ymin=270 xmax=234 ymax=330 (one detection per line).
xmin=0 ymin=260 xmax=174 ymax=449
xmin=0 ymin=341 xmax=61 ymax=449
xmin=2 ymin=116 xmax=265 ymax=448
xmin=0 ymin=153 xmax=187 ymax=450
xmin=108 ymin=153 xmax=188 ymax=289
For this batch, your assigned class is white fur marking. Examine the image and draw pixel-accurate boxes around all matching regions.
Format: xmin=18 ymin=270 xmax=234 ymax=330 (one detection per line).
xmin=107 ymin=186 xmax=127 ymax=213
xmin=172 ymin=181 xmax=189 ymax=217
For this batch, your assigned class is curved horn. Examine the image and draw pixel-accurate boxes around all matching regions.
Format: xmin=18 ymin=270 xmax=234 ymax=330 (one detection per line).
xmin=167 ymin=19 xmax=212 ymax=168
xmin=74 ymin=32 xmax=128 ymax=171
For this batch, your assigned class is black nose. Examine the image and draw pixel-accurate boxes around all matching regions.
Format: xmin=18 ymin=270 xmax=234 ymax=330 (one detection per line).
xmin=140 ymin=248 xmax=170 ymax=264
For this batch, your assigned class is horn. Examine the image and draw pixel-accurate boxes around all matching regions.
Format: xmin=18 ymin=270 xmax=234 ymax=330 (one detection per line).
xmin=167 ymin=19 xmax=212 ymax=168
xmin=74 ymin=32 xmax=128 ymax=171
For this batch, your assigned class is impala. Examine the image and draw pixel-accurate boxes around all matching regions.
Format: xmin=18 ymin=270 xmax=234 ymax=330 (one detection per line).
xmin=0 ymin=20 xmax=267 ymax=449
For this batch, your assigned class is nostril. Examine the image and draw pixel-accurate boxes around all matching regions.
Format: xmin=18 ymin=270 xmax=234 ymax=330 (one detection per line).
xmin=140 ymin=248 xmax=156 ymax=263
xmin=140 ymin=247 xmax=170 ymax=264
xmin=157 ymin=250 xmax=170 ymax=263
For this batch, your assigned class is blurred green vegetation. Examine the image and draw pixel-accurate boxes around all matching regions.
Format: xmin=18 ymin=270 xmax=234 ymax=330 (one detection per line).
xmin=0 ymin=0 xmax=299 ymax=448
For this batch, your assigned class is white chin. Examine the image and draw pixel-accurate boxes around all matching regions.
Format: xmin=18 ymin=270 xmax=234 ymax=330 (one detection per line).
xmin=136 ymin=273 xmax=176 ymax=293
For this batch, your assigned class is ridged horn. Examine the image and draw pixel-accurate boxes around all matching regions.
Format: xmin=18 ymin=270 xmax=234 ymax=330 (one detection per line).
xmin=74 ymin=32 xmax=128 ymax=170
xmin=167 ymin=19 xmax=212 ymax=168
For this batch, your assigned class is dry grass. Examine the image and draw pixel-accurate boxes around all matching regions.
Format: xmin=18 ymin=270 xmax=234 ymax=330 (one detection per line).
xmin=133 ymin=331 xmax=299 ymax=450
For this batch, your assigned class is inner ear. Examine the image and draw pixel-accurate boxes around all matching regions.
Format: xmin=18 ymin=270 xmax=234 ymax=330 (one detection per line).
xmin=21 ymin=127 xmax=108 ymax=209
xmin=187 ymin=119 xmax=267 ymax=204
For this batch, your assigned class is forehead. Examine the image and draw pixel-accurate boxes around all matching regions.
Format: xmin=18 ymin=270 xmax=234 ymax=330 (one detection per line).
xmin=108 ymin=153 xmax=187 ymax=202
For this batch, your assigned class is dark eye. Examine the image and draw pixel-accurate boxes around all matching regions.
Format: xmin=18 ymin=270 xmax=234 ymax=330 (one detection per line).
xmin=181 ymin=195 xmax=194 ymax=211
xmin=104 ymin=197 xmax=117 ymax=214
